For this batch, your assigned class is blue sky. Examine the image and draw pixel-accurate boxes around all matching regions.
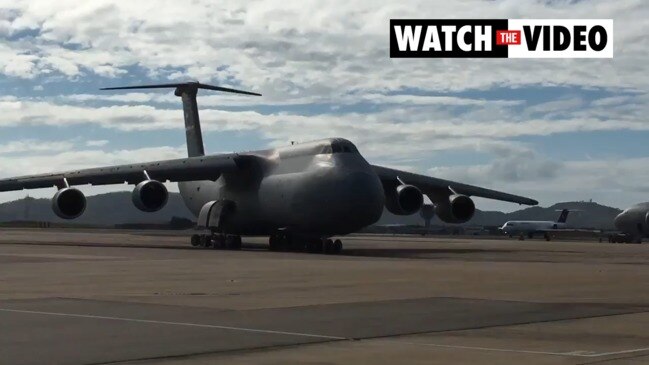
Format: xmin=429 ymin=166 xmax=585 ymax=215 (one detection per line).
xmin=0 ymin=0 xmax=648 ymax=212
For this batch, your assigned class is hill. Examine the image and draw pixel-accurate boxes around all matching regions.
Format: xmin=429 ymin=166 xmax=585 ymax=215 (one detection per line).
xmin=0 ymin=192 xmax=194 ymax=226
xmin=377 ymin=201 xmax=622 ymax=230
xmin=0 ymin=193 xmax=623 ymax=230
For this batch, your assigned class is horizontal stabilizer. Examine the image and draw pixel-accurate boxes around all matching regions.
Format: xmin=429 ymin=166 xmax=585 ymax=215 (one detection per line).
xmin=101 ymin=82 xmax=261 ymax=96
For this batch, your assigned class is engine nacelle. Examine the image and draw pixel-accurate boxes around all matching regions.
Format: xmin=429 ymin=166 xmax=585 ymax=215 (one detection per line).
xmin=52 ymin=187 xmax=86 ymax=219
xmin=132 ymin=180 xmax=168 ymax=212
xmin=434 ymin=194 xmax=475 ymax=224
xmin=385 ymin=184 xmax=424 ymax=215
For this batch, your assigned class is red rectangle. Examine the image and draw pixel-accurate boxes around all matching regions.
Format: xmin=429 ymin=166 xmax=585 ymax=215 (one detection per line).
xmin=496 ymin=30 xmax=521 ymax=45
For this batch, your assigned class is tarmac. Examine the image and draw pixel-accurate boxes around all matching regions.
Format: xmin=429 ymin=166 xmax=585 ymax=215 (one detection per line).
xmin=1 ymin=229 xmax=649 ymax=364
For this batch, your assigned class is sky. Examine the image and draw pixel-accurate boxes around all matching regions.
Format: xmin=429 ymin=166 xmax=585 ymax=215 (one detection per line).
xmin=0 ymin=0 xmax=647 ymax=212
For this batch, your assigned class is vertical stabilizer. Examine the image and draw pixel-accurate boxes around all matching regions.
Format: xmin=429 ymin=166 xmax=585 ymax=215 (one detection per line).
xmin=175 ymin=85 xmax=205 ymax=157
xmin=100 ymin=82 xmax=261 ymax=157
xmin=557 ymin=209 xmax=570 ymax=223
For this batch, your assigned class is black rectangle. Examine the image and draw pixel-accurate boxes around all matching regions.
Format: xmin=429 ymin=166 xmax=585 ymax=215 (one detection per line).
xmin=390 ymin=19 xmax=509 ymax=58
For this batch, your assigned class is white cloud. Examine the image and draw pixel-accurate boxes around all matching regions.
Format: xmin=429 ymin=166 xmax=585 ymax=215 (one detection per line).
xmin=0 ymin=44 xmax=38 ymax=78
xmin=0 ymin=139 xmax=74 ymax=154
xmin=0 ymin=0 xmax=646 ymax=97
xmin=0 ymin=0 xmax=647 ymax=213
xmin=0 ymin=145 xmax=186 ymax=202
xmin=1 ymin=94 xmax=647 ymax=156
xmin=0 ymin=145 xmax=184 ymax=177
xmin=85 ymin=139 xmax=109 ymax=147
xmin=429 ymin=155 xmax=649 ymax=212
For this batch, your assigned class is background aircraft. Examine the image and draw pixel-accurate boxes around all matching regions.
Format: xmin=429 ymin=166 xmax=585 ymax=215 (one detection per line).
xmin=500 ymin=209 xmax=573 ymax=240
xmin=612 ymin=202 xmax=649 ymax=243
xmin=0 ymin=82 xmax=537 ymax=253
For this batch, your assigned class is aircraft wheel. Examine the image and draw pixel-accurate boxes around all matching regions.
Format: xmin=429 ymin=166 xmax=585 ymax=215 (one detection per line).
xmin=199 ymin=234 xmax=211 ymax=248
xmin=205 ymin=235 xmax=214 ymax=248
xmin=211 ymin=234 xmax=224 ymax=249
xmin=332 ymin=239 xmax=343 ymax=254
xmin=269 ymin=234 xmax=281 ymax=251
xmin=190 ymin=234 xmax=200 ymax=247
xmin=323 ymin=239 xmax=334 ymax=254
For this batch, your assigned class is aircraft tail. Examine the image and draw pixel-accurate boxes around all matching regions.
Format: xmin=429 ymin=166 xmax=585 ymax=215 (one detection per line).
xmin=101 ymin=82 xmax=261 ymax=157
xmin=556 ymin=209 xmax=570 ymax=223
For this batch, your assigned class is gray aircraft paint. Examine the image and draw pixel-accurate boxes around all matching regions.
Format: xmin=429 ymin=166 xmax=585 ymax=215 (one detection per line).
xmin=0 ymin=82 xmax=538 ymax=241
xmin=614 ymin=202 xmax=649 ymax=241
xmin=178 ymin=138 xmax=384 ymax=236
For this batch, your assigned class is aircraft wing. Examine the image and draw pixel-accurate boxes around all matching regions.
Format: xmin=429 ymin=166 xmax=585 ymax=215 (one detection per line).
xmin=0 ymin=153 xmax=245 ymax=192
xmin=372 ymin=165 xmax=538 ymax=205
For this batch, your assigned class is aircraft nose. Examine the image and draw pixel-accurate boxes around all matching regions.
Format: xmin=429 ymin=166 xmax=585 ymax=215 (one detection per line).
xmin=342 ymin=171 xmax=385 ymax=223
xmin=298 ymin=169 xmax=385 ymax=234
xmin=614 ymin=213 xmax=623 ymax=229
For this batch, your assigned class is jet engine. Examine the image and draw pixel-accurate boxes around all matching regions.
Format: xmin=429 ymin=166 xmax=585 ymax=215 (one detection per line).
xmin=434 ymin=194 xmax=475 ymax=224
xmin=132 ymin=180 xmax=168 ymax=212
xmin=52 ymin=187 xmax=87 ymax=219
xmin=385 ymin=184 xmax=424 ymax=215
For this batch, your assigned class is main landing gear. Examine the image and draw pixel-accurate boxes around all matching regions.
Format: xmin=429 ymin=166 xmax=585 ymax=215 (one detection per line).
xmin=190 ymin=233 xmax=242 ymax=250
xmin=269 ymin=233 xmax=343 ymax=254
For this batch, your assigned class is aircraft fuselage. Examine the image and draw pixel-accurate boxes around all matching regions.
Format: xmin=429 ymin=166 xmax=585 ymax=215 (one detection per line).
xmin=178 ymin=138 xmax=385 ymax=237
xmin=500 ymin=221 xmax=566 ymax=235
xmin=614 ymin=202 xmax=649 ymax=241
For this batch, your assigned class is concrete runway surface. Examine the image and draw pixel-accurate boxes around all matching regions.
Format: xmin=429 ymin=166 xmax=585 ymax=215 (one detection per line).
xmin=1 ymin=229 xmax=649 ymax=364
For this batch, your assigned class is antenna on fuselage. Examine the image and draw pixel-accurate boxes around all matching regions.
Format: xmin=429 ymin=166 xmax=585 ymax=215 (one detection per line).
xmin=100 ymin=82 xmax=261 ymax=157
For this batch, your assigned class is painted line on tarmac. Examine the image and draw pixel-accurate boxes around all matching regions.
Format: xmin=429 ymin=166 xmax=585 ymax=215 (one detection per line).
xmin=392 ymin=341 xmax=649 ymax=358
xmin=0 ymin=308 xmax=346 ymax=340
xmin=0 ymin=253 xmax=125 ymax=260
xmin=587 ymin=347 xmax=649 ymax=357
xmin=4 ymin=308 xmax=647 ymax=358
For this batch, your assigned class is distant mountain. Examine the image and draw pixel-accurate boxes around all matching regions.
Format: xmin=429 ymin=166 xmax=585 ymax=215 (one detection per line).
xmin=0 ymin=193 xmax=623 ymax=230
xmin=377 ymin=201 xmax=623 ymax=230
xmin=0 ymin=192 xmax=194 ymax=225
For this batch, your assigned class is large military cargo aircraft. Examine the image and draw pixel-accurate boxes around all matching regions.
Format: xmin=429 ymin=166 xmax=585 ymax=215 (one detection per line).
xmin=612 ymin=202 xmax=649 ymax=243
xmin=0 ymin=82 xmax=538 ymax=253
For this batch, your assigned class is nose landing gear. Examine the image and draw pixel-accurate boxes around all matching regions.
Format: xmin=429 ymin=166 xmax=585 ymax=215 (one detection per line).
xmin=268 ymin=233 xmax=343 ymax=254
xmin=324 ymin=239 xmax=343 ymax=254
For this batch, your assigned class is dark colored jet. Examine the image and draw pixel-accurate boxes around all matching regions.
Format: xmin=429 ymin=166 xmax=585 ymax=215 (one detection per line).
xmin=0 ymin=82 xmax=538 ymax=253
